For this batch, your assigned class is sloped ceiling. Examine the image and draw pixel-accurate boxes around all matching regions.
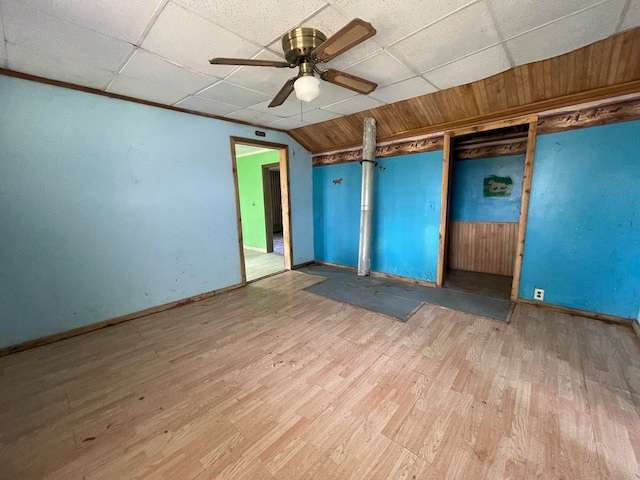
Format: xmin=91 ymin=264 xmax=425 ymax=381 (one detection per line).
xmin=1 ymin=0 xmax=639 ymax=136
xmin=290 ymin=27 xmax=640 ymax=153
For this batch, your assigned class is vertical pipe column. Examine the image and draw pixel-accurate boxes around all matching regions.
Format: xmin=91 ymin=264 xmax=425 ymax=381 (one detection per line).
xmin=358 ymin=117 xmax=377 ymax=276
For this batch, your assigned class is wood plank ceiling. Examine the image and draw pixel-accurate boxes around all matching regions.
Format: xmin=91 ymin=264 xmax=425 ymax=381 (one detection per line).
xmin=289 ymin=27 xmax=640 ymax=154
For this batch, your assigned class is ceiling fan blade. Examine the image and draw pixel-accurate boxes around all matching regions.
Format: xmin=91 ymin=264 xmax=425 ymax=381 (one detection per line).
xmin=311 ymin=19 xmax=376 ymax=63
xmin=269 ymin=77 xmax=298 ymax=107
xmin=321 ymin=69 xmax=377 ymax=94
xmin=209 ymin=57 xmax=292 ymax=68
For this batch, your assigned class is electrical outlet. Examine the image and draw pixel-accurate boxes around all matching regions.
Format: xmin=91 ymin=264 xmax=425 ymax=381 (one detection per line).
xmin=534 ymin=288 xmax=544 ymax=301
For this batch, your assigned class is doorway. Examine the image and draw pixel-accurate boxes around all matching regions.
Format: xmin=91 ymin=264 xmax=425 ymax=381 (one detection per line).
xmin=230 ymin=138 xmax=293 ymax=283
xmin=261 ymin=163 xmax=283 ymax=255
xmin=437 ymin=117 xmax=538 ymax=303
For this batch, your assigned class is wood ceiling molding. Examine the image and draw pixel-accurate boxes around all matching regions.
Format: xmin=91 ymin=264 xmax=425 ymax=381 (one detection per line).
xmin=294 ymin=26 xmax=640 ymax=155
xmin=0 ymin=68 xmax=288 ymax=134
xmin=312 ymin=96 xmax=640 ymax=166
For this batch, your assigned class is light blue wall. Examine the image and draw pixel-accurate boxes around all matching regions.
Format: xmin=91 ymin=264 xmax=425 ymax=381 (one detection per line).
xmin=314 ymin=152 xmax=442 ymax=282
xmin=0 ymin=75 xmax=313 ymax=348
xmin=520 ymin=121 xmax=640 ymax=319
xmin=450 ymin=155 xmax=525 ymax=222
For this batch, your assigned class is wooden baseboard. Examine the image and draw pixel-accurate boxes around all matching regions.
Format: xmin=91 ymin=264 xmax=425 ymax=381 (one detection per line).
xmin=517 ymin=298 xmax=633 ymax=327
xmin=315 ymin=261 xmax=437 ymax=287
xmin=293 ymin=260 xmax=316 ymax=269
xmin=243 ymin=245 xmax=268 ymax=253
xmin=0 ymin=282 xmax=246 ymax=357
xmin=633 ymin=321 xmax=640 ymax=341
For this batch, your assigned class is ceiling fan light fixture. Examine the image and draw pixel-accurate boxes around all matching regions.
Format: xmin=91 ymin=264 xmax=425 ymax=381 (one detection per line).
xmin=294 ymin=75 xmax=321 ymax=102
xmin=209 ymin=19 xmax=378 ymax=107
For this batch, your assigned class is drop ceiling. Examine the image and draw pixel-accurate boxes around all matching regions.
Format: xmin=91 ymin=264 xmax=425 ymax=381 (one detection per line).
xmin=1 ymin=0 xmax=638 ymax=131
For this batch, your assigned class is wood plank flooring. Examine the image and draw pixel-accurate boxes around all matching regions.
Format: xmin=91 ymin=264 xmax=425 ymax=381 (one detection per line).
xmin=1 ymin=271 xmax=639 ymax=479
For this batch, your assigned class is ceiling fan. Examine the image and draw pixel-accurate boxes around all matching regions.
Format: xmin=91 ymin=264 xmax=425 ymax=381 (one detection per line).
xmin=209 ymin=19 xmax=378 ymax=108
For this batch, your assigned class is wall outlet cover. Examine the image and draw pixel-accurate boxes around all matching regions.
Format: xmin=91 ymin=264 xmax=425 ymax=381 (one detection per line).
xmin=534 ymin=288 xmax=544 ymax=301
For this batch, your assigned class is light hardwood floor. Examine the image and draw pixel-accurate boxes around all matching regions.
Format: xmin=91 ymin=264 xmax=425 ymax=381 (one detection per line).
xmin=244 ymin=248 xmax=285 ymax=282
xmin=1 ymin=271 xmax=639 ymax=479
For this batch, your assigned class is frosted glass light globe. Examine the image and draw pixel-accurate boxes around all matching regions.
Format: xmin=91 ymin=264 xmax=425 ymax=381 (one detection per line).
xmin=294 ymin=75 xmax=321 ymax=102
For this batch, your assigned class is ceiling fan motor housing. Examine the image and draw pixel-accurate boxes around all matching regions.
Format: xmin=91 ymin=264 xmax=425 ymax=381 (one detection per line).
xmin=282 ymin=28 xmax=327 ymax=64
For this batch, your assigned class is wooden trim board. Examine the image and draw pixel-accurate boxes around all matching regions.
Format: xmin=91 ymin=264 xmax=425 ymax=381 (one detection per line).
xmin=436 ymin=133 xmax=452 ymax=287
xmin=292 ymin=260 xmax=316 ymax=269
xmin=0 ymin=282 xmax=245 ymax=357
xmin=279 ymin=147 xmax=294 ymax=270
xmin=229 ymin=138 xmax=248 ymax=284
xmin=448 ymin=115 xmax=538 ymax=137
xmin=243 ymin=245 xmax=268 ymax=253
xmin=0 ymin=68 xmax=287 ymax=134
xmin=633 ymin=321 xmax=640 ymax=341
xmin=517 ymin=298 xmax=634 ymax=328
xmin=511 ymin=120 xmax=538 ymax=302
xmin=230 ymin=137 xmax=293 ymax=275
xmin=261 ymin=162 xmax=280 ymax=254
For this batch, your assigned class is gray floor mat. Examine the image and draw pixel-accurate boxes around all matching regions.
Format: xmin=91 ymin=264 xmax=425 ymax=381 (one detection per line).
xmin=300 ymin=264 xmax=512 ymax=322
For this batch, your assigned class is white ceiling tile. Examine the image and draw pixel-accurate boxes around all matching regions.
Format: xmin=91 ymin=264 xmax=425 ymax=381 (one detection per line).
xmin=423 ymin=44 xmax=510 ymax=90
xmin=292 ymin=108 xmax=343 ymax=124
xmin=0 ymin=9 xmax=6 ymax=59
xmin=299 ymin=5 xmax=352 ymax=37
xmin=120 ymin=49 xmax=218 ymax=94
xmin=198 ymin=80 xmax=271 ymax=108
xmin=321 ymin=94 xmax=384 ymax=115
xmin=224 ymin=108 xmax=284 ymax=125
xmin=106 ymin=75 xmax=188 ymax=105
xmin=7 ymin=43 xmax=114 ymax=89
xmin=329 ymin=0 xmax=476 ymax=46
xmin=174 ymin=95 xmax=239 ymax=116
xmin=488 ymin=0 xmax=606 ymax=39
xmin=173 ymin=0 xmax=327 ymax=45
xmin=322 ymin=43 xmax=383 ymax=71
xmin=2 ymin=0 xmax=134 ymax=71
xmin=388 ymin=1 xmax=501 ymax=74
xmin=305 ymin=79 xmax=357 ymax=108
xmin=368 ymin=76 xmax=437 ymax=103
xmin=621 ymin=0 xmax=640 ymax=31
xmin=343 ymin=50 xmax=415 ymax=88
xmin=251 ymin=99 xmax=315 ymax=116
xmin=11 ymin=0 xmax=165 ymax=44
xmin=505 ymin=0 xmax=625 ymax=65
xmin=141 ymin=2 xmax=261 ymax=77
xmin=223 ymin=49 xmax=296 ymax=96
xmin=267 ymin=116 xmax=312 ymax=130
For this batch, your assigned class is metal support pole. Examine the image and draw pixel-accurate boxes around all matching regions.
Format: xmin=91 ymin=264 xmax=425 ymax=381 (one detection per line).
xmin=358 ymin=117 xmax=377 ymax=276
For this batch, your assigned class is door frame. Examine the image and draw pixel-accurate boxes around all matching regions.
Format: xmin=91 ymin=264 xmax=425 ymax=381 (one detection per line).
xmin=230 ymin=137 xmax=293 ymax=284
xmin=436 ymin=115 xmax=539 ymax=302
xmin=261 ymin=162 xmax=280 ymax=253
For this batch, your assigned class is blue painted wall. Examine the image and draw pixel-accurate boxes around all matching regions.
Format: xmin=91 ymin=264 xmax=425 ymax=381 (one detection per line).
xmin=520 ymin=121 xmax=640 ymax=319
xmin=450 ymin=155 xmax=525 ymax=222
xmin=314 ymin=151 xmax=442 ymax=282
xmin=0 ymin=75 xmax=313 ymax=348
